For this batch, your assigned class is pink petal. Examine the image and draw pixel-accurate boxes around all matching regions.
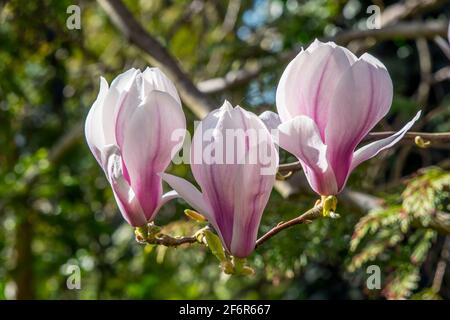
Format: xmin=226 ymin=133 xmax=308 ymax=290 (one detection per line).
xmin=350 ymin=111 xmax=421 ymax=172
xmin=276 ymin=40 xmax=356 ymax=131
xmin=190 ymin=102 xmax=241 ymax=248
xmin=229 ymin=147 xmax=277 ymax=257
xmin=278 ymin=115 xmax=338 ymax=195
xmin=190 ymin=101 xmax=234 ymax=193
xmin=190 ymin=102 xmax=278 ymax=256
xmin=324 ymin=53 xmax=393 ymax=189
xmin=160 ymin=173 xmax=213 ymax=219
xmin=104 ymin=145 xmax=146 ymax=227
xmin=227 ymin=107 xmax=278 ymax=257
xmin=121 ymin=91 xmax=186 ymax=221
xmin=150 ymin=190 xmax=180 ymax=218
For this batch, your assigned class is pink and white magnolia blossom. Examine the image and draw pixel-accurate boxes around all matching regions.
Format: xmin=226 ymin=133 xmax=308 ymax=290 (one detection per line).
xmin=85 ymin=67 xmax=186 ymax=227
xmin=161 ymin=101 xmax=279 ymax=258
xmin=276 ymin=40 xmax=421 ymax=196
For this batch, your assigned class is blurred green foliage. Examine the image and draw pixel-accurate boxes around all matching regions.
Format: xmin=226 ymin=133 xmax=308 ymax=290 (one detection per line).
xmin=0 ymin=0 xmax=449 ymax=299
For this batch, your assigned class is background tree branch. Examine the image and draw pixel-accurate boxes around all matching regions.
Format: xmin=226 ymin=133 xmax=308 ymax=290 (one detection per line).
xmin=97 ymin=0 xmax=214 ymax=118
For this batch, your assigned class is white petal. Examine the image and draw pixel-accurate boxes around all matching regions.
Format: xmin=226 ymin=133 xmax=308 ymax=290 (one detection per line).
xmin=278 ymin=115 xmax=338 ymax=195
xmin=85 ymin=77 xmax=109 ymax=165
xmin=102 ymin=68 xmax=140 ymax=146
xmin=259 ymin=110 xmax=281 ymax=132
xmin=150 ymin=190 xmax=180 ymax=217
xmin=351 ymin=111 xmax=421 ymax=171
xmin=276 ymin=42 xmax=355 ymax=131
xmin=142 ymin=67 xmax=182 ymax=106
xmin=109 ymin=68 xmax=139 ymax=92
xmin=121 ymin=90 xmax=186 ymax=217
xmin=160 ymin=173 xmax=212 ymax=218
xmin=105 ymin=146 xmax=146 ymax=227
xmin=114 ymin=78 xmax=142 ymax=148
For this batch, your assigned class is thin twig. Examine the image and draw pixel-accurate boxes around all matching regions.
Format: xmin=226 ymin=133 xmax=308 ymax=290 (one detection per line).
xmin=366 ymin=131 xmax=450 ymax=143
xmin=143 ymin=234 xmax=198 ymax=247
xmin=415 ymin=38 xmax=432 ymax=107
xmin=332 ymin=20 xmax=447 ymax=46
xmin=255 ymin=205 xmax=323 ymax=248
xmin=136 ymin=224 xmax=211 ymax=248
xmin=432 ymin=236 xmax=450 ymax=293
xmin=379 ymin=0 xmax=447 ymax=27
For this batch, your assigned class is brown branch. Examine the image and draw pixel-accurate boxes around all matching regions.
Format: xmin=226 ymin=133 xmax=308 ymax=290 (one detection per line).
xmin=143 ymin=234 xmax=198 ymax=247
xmin=97 ymin=0 xmax=214 ymax=118
xmin=379 ymin=0 xmax=447 ymax=27
xmin=423 ymin=211 xmax=450 ymax=236
xmin=166 ymin=1 xmax=204 ymax=40
xmin=135 ymin=223 xmax=210 ymax=248
xmin=48 ymin=122 xmax=84 ymax=164
xmin=220 ymin=0 xmax=241 ymax=38
xmin=255 ymin=205 xmax=323 ymax=248
xmin=215 ymin=0 xmax=447 ymax=93
xmin=14 ymin=210 xmax=35 ymax=299
xmin=432 ymin=236 xmax=450 ymax=293
xmin=365 ymin=131 xmax=450 ymax=143
xmin=331 ymin=20 xmax=447 ymax=47
xmin=433 ymin=66 xmax=450 ymax=82
xmin=346 ymin=0 xmax=447 ymax=53
xmin=197 ymin=64 xmax=262 ymax=94
xmin=434 ymin=36 xmax=450 ymax=61
xmin=200 ymin=19 xmax=447 ymax=93
xmin=415 ymin=38 xmax=432 ymax=107
xmin=256 ymin=200 xmax=450 ymax=251
xmin=278 ymin=161 xmax=302 ymax=174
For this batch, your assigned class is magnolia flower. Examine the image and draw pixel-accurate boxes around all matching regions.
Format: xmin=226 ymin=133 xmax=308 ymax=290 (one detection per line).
xmin=85 ymin=68 xmax=186 ymax=227
xmin=276 ymin=40 xmax=420 ymax=196
xmin=161 ymin=102 xmax=278 ymax=258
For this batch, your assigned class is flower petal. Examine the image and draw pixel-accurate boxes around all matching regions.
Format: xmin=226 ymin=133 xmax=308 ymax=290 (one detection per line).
xmin=110 ymin=67 xmax=139 ymax=92
xmin=102 ymin=68 xmax=140 ymax=146
xmin=150 ymin=190 xmax=179 ymax=218
xmin=190 ymin=102 xmax=243 ymax=248
xmin=190 ymin=102 xmax=278 ymax=256
xmin=259 ymin=110 xmax=281 ymax=132
xmin=224 ymin=107 xmax=278 ymax=257
xmin=276 ymin=40 xmax=356 ymax=130
xmin=190 ymin=100 xmax=234 ymax=192
xmin=160 ymin=173 xmax=213 ymax=219
xmin=350 ymin=111 xmax=421 ymax=172
xmin=121 ymin=90 xmax=186 ymax=220
xmin=142 ymin=67 xmax=182 ymax=106
xmin=114 ymin=77 xmax=142 ymax=149
xmin=85 ymin=77 xmax=109 ymax=166
xmin=229 ymin=146 xmax=277 ymax=257
xmin=104 ymin=145 xmax=146 ymax=227
xmin=324 ymin=54 xmax=393 ymax=188
xmin=278 ymin=115 xmax=338 ymax=195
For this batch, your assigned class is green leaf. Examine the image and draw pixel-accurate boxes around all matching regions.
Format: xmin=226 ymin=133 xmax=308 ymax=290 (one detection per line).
xmin=203 ymin=230 xmax=226 ymax=262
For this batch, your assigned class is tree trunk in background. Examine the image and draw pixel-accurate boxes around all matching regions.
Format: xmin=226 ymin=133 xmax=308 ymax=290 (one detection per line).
xmin=14 ymin=211 xmax=34 ymax=300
